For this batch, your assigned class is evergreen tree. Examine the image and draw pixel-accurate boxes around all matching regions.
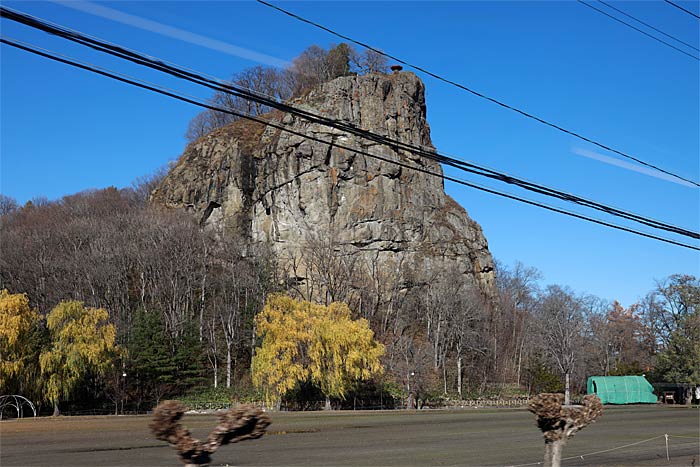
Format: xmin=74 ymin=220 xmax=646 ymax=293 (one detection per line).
xmin=129 ymin=310 xmax=205 ymax=407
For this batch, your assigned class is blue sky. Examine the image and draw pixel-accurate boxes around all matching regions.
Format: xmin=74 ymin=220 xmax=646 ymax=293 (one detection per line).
xmin=1 ymin=1 xmax=698 ymax=306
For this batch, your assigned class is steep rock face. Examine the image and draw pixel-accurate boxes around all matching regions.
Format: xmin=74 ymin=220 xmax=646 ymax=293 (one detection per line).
xmin=153 ymin=72 xmax=495 ymax=296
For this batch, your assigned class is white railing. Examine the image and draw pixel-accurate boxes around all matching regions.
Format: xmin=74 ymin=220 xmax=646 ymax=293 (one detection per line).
xmin=0 ymin=395 xmax=37 ymax=419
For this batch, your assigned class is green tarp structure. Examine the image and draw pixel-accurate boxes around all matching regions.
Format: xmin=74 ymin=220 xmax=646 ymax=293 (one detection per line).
xmin=586 ymin=376 xmax=657 ymax=404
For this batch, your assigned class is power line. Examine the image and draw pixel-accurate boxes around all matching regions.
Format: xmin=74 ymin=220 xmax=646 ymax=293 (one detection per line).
xmin=1 ymin=6 xmax=697 ymax=241
xmin=597 ymin=0 xmax=699 ymax=52
xmin=2 ymin=7 xmax=696 ymax=240
xmin=255 ymin=0 xmax=700 ymax=188
xmin=2 ymin=36 xmax=697 ymax=252
xmin=578 ymin=1 xmax=699 ymax=60
xmin=664 ymin=0 xmax=700 ymax=19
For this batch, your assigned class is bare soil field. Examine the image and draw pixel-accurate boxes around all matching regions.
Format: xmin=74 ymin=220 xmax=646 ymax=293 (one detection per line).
xmin=0 ymin=405 xmax=697 ymax=466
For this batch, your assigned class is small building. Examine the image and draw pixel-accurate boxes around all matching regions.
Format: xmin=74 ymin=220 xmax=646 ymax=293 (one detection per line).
xmin=652 ymin=382 xmax=696 ymax=405
xmin=586 ymin=376 xmax=657 ymax=404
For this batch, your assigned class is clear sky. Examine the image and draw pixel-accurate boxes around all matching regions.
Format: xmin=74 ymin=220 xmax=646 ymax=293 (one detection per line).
xmin=1 ymin=1 xmax=698 ymax=306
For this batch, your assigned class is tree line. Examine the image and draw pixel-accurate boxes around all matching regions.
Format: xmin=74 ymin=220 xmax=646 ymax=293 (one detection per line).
xmin=1 ymin=187 xmax=697 ymax=413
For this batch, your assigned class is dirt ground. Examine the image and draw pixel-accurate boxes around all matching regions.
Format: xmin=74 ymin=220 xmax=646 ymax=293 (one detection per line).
xmin=0 ymin=405 xmax=697 ymax=466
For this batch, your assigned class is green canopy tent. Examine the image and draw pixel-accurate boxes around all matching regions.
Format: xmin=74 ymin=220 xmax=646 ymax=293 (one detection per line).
xmin=586 ymin=376 xmax=657 ymax=404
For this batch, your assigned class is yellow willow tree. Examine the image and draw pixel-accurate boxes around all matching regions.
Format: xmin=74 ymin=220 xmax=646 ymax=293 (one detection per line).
xmin=252 ymin=295 xmax=384 ymax=409
xmin=40 ymin=300 xmax=118 ymax=416
xmin=0 ymin=290 xmax=42 ymax=397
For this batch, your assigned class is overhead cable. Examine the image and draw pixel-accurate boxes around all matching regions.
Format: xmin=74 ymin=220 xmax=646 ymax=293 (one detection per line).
xmin=664 ymin=0 xmax=700 ymax=19
xmin=578 ymin=1 xmax=699 ymax=60
xmin=1 ymin=6 xmax=697 ymax=240
xmin=597 ymin=0 xmax=699 ymax=52
xmin=254 ymin=0 xmax=700 ymax=188
xmin=2 ymin=36 xmax=698 ymax=252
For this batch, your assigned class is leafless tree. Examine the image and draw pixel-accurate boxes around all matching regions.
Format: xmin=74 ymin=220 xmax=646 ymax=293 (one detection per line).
xmin=0 ymin=194 xmax=18 ymax=216
xmin=385 ymin=320 xmax=434 ymax=409
xmin=584 ymin=302 xmax=615 ymax=376
xmin=350 ymin=48 xmax=388 ymax=74
xmin=493 ymin=261 xmax=541 ymax=387
xmin=642 ymin=274 xmax=700 ymax=346
xmin=203 ymin=310 xmax=221 ymax=388
xmin=536 ymin=285 xmax=585 ymax=405
xmin=445 ymin=285 xmax=488 ymax=397
xmin=296 ymin=230 xmax=361 ymax=308
xmin=185 ymin=42 xmax=383 ymax=142
xmin=130 ymin=165 xmax=170 ymax=206
xmin=185 ymin=110 xmax=224 ymax=143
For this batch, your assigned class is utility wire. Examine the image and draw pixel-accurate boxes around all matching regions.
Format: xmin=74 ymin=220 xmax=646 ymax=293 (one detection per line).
xmin=509 ymin=434 xmax=668 ymax=467
xmin=597 ymin=0 xmax=699 ymax=52
xmin=1 ymin=6 xmax=696 ymax=240
xmin=664 ymin=0 xmax=700 ymax=19
xmin=578 ymin=1 xmax=700 ymax=60
xmin=2 ymin=36 xmax=698 ymax=252
xmin=255 ymin=0 xmax=700 ymax=188
xmin=1 ymin=6 xmax=697 ymax=240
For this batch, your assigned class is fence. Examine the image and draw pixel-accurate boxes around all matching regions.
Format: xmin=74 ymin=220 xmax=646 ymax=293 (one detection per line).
xmin=275 ymin=397 xmax=530 ymax=411
xmin=445 ymin=398 xmax=530 ymax=408
xmin=508 ymin=434 xmax=700 ymax=467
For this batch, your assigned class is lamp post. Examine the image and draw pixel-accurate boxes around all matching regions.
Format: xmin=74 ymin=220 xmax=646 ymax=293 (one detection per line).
xmin=120 ymin=370 xmax=126 ymax=415
xmin=407 ymin=371 xmax=416 ymax=409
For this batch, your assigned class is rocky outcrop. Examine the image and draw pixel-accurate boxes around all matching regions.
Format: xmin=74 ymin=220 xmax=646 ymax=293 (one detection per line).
xmin=153 ymin=71 xmax=495 ymax=297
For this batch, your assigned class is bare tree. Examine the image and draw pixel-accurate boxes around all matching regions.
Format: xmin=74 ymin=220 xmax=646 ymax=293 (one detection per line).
xmin=0 ymin=194 xmax=19 ymax=216
xmin=213 ymin=268 xmax=245 ymax=389
xmin=296 ymin=230 xmax=361 ymax=308
xmin=288 ymin=44 xmax=334 ymax=95
xmin=350 ymin=48 xmax=388 ymax=74
xmin=184 ymin=42 xmax=386 ymax=142
xmin=583 ymin=298 xmax=655 ymax=377
xmin=386 ymin=320 xmax=434 ymax=409
xmin=643 ymin=274 xmax=700 ymax=346
xmin=495 ymin=262 xmax=541 ymax=385
xmin=445 ymin=285 xmax=487 ymax=397
xmin=203 ymin=310 xmax=221 ymax=388
xmin=536 ymin=285 xmax=584 ymax=405
xmin=185 ymin=64 xmax=297 ymax=143
xmin=585 ymin=304 xmax=615 ymax=376
xmin=185 ymin=110 xmax=225 ymax=143
xmin=130 ymin=165 xmax=170 ymax=206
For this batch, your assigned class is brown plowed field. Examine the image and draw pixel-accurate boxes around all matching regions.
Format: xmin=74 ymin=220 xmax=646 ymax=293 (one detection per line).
xmin=1 ymin=405 xmax=697 ymax=466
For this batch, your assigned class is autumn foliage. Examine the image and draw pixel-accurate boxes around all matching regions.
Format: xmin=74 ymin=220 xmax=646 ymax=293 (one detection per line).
xmin=0 ymin=290 xmax=42 ymax=392
xmin=39 ymin=300 xmax=119 ymax=415
xmin=252 ymin=295 xmax=384 ymax=407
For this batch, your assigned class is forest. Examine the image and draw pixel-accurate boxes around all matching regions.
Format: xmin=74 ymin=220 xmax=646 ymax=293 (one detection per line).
xmin=1 ymin=185 xmax=698 ymax=415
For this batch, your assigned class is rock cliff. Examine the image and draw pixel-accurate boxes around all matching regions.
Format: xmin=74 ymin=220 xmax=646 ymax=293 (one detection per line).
xmin=153 ymin=72 xmax=495 ymax=297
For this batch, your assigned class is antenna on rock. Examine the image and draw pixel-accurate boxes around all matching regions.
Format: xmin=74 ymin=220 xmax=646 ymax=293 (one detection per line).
xmin=390 ymin=65 xmax=403 ymax=73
